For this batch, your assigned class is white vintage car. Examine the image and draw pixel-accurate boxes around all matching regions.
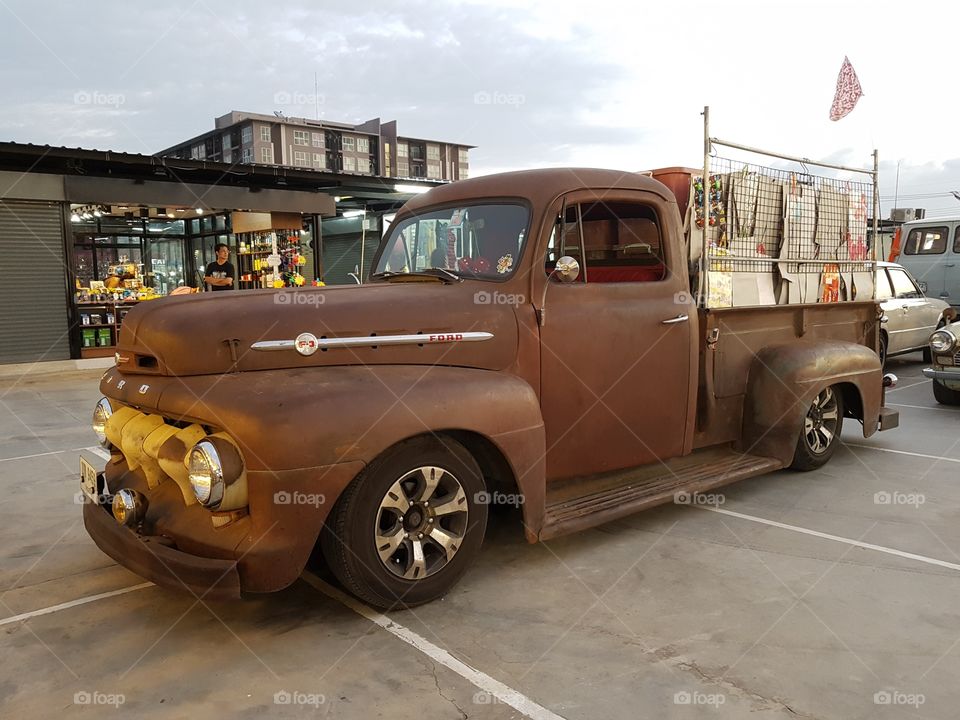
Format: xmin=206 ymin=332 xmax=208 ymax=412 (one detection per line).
xmin=877 ymin=262 xmax=951 ymax=364
xmin=924 ymin=319 xmax=960 ymax=405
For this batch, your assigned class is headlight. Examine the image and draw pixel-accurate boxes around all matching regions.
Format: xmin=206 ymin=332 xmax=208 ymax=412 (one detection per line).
xmin=188 ymin=440 xmax=224 ymax=509
xmin=111 ymin=488 xmax=148 ymax=527
xmin=930 ymin=330 xmax=957 ymax=354
xmin=92 ymin=397 xmax=113 ymax=446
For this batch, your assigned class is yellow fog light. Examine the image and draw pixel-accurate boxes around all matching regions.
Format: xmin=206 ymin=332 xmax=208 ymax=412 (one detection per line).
xmin=92 ymin=397 xmax=113 ymax=446
xmin=112 ymin=488 xmax=148 ymax=527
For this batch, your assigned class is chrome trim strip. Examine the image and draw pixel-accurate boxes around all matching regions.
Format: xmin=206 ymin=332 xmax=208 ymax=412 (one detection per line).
xmin=251 ymin=331 xmax=494 ymax=352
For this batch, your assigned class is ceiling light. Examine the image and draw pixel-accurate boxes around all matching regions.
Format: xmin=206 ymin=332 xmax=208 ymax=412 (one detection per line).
xmin=394 ymin=184 xmax=430 ymax=194
xmin=195 ymin=208 xmax=204 ymax=214
xmin=70 ymin=213 xmax=81 ymax=222
xmin=342 ymin=209 xmax=366 ymax=218
xmin=93 ymin=208 xmax=102 ymax=217
xmin=334 ymin=196 xmax=341 ymax=203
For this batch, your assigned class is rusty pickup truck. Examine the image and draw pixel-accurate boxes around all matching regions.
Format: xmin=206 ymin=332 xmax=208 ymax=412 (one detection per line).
xmin=81 ymin=168 xmax=900 ymax=609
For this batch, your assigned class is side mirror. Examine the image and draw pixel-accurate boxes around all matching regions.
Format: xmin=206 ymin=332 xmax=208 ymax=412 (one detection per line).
xmin=555 ymin=256 xmax=580 ymax=283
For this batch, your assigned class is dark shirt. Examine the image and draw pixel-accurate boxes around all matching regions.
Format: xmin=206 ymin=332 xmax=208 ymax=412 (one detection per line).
xmin=205 ymin=261 xmax=234 ymax=291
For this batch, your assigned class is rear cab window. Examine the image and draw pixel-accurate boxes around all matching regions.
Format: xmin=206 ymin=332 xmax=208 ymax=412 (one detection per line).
xmin=903 ymin=226 xmax=948 ymax=255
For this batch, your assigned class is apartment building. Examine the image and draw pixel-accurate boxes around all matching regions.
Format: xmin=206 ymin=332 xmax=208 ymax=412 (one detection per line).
xmin=158 ymin=111 xmax=471 ymax=181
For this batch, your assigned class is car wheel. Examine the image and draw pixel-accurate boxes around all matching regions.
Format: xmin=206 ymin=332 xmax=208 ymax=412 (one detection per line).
xmin=933 ymin=380 xmax=960 ymax=406
xmin=790 ymin=386 xmax=844 ymax=471
xmin=878 ymin=332 xmax=888 ymax=367
xmin=321 ymin=435 xmax=488 ymax=610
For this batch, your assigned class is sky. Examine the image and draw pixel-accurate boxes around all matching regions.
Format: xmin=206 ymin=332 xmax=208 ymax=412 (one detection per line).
xmin=1 ymin=0 xmax=958 ymax=219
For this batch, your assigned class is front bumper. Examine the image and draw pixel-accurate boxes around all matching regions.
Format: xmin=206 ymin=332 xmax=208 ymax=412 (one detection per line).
xmin=83 ymin=498 xmax=241 ymax=600
xmin=923 ymin=367 xmax=960 ymax=387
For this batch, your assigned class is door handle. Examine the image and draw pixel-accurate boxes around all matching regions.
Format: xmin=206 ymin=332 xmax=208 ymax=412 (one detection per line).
xmin=662 ymin=314 xmax=689 ymax=325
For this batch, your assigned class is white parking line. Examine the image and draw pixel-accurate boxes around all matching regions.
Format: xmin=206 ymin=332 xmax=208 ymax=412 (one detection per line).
xmin=698 ymin=507 xmax=960 ymax=572
xmin=0 ymin=582 xmax=154 ymax=627
xmin=0 ymin=447 xmax=89 ymax=463
xmin=84 ymin=446 xmax=112 ymax=461
xmin=302 ymin=572 xmax=567 ymax=720
xmin=888 ymin=379 xmax=929 ymax=392
xmin=890 ymin=402 xmax=960 ymax=412
xmin=843 ymin=443 xmax=960 ymax=464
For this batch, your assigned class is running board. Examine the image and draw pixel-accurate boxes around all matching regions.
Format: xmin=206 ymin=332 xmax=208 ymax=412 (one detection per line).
xmin=540 ymin=448 xmax=782 ymax=540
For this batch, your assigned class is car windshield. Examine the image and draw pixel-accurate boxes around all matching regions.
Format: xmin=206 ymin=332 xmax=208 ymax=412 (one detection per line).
xmin=374 ymin=204 xmax=529 ymax=280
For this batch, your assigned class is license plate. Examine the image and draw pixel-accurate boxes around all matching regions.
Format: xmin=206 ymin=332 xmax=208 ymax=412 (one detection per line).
xmin=80 ymin=456 xmax=99 ymax=503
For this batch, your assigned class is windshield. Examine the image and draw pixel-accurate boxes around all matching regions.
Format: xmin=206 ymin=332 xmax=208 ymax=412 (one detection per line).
xmin=374 ymin=203 xmax=529 ymax=280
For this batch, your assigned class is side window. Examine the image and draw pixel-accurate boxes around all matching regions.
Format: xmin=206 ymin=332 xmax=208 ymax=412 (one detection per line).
xmin=875 ymin=269 xmax=894 ymax=300
xmin=903 ymin=227 xmax=948 ymax=255
xmin=545 ymin=201 xmax=666 ymax=283
xmin=889 ymin=268 xmax=920 ymax=299
xmin=954 ymin=226 xmax=960 ymax=254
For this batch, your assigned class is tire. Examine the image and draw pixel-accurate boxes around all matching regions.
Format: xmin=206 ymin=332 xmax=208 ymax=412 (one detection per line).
xmin=321 ymin=435 xmax=488 ymax=610
xmin=790 ymin=386 xmax=844 ymax=471
xmin=933 ymin=380 xmax=960 ymax=406
xmin=878 ymin=333 xmax=888 ymax=367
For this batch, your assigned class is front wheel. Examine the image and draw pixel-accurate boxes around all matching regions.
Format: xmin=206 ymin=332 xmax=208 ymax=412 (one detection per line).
xmin=790 ymin=386 xmax=844 ymax=471
xmin=933 ymin=380 xmax=960 ymax=406
xmin=321 ymin=435 xmax=488 ymax=610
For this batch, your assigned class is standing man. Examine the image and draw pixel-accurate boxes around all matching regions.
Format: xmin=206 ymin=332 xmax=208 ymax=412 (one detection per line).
xmin=204 ymin=243 xmax=235 ymax=291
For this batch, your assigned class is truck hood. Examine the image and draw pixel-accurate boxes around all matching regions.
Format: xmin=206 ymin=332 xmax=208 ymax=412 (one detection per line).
xmin=116 ymin=282 xmax=520 ymax=376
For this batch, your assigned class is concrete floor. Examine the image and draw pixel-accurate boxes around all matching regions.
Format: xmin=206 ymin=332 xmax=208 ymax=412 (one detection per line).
xmin=1 ymin=354 xmax=958 ymax=719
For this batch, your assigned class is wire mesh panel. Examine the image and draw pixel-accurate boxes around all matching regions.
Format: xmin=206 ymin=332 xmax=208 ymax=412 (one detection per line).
xmin=693 ymin=157 xmax=875 ymax=307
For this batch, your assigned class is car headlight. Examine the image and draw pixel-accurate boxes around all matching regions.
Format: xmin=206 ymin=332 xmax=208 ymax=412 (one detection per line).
xmin=92 ymin=397 xmax=113 ymax=446
xmin=187 ymin=437 xmax=246 ymax=510
xmin=930 ymin=330 xmax=957 ymax=354
xmin=188 ymin=440 xmax=225 ymax=509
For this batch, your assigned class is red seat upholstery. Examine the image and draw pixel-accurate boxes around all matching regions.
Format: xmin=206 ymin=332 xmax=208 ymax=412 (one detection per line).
xmin=585 ymin=265 xmax=665 ymax=283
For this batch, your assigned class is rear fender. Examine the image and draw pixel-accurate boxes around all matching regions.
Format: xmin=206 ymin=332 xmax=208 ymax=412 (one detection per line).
xmin=740 ymin=341 xmax=881 ymax=465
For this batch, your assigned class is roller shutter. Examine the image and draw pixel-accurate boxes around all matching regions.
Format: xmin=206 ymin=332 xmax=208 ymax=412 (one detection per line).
xmin=0 ymin=201 xmax=70 ymax=363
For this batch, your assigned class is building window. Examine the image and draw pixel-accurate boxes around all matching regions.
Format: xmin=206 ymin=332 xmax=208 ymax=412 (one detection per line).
xmin=356 ymin=137 xmax=369 ymax=153
xmin=427 ymin=144 xmax=440 ymax=160
xmin=293 ymin=130 xmax=309 ymax=146
xmin=410 ymin=145 xmax=423 ymax=160
xmin=241 ymin=147 xmax=253 ymax=163
xmin=356 ymin=158 xmax=370 ymax=173
xmin=312 ymin=153 xmax=326 ymax=169
xmin=427 ymin=162 xmax=441 ymax=179
xmin=260 ymin=125 xmax=272 ymax=142
xmin=261 ymin=146 xmax=274 ymax=164
xmin=397 ymin=143 xmax=408 ymax=158
xmin=343 ymin=156 xmax=356 ymax=172
xmin=241 ymin=126 xmax=253 ymax=145
xmin=458 ymin=149 xmax=468 ymax=163
xmin=190 ymin=144 xmax=203 ymax=160
xmin=342 ymin=136 xmax=355 ymax=151
xmin=222 ymin=133 xmax=232 ymax=149
xmin=312 ymin=132 xmax=324 ymax=147
xmin=293 ymin=150 xmax=308 ymax=166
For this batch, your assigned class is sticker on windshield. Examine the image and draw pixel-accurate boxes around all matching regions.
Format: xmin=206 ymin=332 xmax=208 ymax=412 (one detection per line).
xmin=497 ymin=253 xmax=514 ymax=274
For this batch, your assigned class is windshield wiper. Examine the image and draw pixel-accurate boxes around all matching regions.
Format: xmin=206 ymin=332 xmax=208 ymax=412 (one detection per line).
xmin=371 ymin=268 xmax=461 ymax=284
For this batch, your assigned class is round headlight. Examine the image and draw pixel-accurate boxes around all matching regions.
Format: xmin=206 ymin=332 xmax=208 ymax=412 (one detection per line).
xmin=92 ymin=397 xmax=113 ymax=446
xmin=188 ymin=440 xmax=224 ymax=508
xmin=930 ymin=330 xmax=957 ymax=354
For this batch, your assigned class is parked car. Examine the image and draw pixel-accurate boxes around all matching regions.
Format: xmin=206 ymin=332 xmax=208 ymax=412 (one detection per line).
xmin=895 ymin=217 xmax=960 ymax=309
xmin=923 ymin=315 xmax=960 ymax=405
xmin=877 ymin=261 xmax=951 ymax=364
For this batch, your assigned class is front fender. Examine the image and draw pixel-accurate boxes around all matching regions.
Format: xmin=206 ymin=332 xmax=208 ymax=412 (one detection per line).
xmin=102 ymin=365 xmax=547 ymax=542
xmin=740 ymin=340 xmax=882 ymax=465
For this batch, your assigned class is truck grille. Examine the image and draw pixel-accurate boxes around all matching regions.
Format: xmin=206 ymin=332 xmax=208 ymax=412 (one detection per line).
xmin=954 ymin=352 xmax=960 ymax=367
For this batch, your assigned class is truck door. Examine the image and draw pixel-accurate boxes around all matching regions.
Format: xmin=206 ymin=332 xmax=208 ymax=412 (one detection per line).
xmin=948 ymin=226 xmax=960 ymax=308
xmin=538 ymin=193 xmax=695 ymax=481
